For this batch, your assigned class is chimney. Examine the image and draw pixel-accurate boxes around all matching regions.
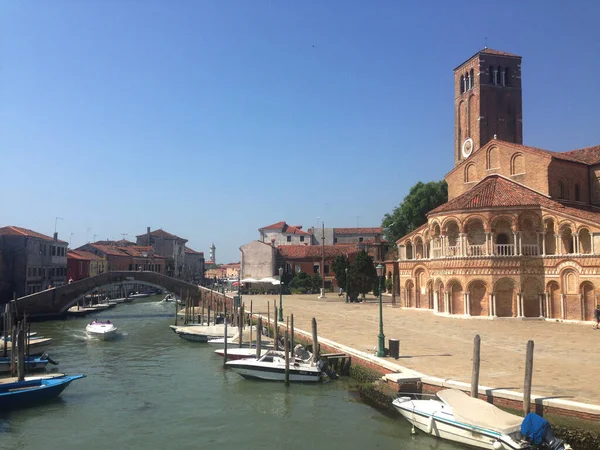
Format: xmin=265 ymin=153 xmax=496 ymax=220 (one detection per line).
xmin=147 ymin=227 xmax=151 ymax=246
xmin=53 ymin=232 xmax=58 ymax=241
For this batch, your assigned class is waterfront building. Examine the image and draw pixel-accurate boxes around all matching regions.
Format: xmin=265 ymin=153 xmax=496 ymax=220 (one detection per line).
xmin=136 ymin=228 xmax=187 ymax=278
xmin=183 ymin=246 xmax=205 ymax=283
xmin=67 ymin=249 xmax=108 ymax=281
xmin=390 ymin=48 xmax=600 ymax=323
xmin=77 ymin=242 xmax=166 ymax=274
xmin=242 ymin=221 xmax=384 ymax=285
xmin=0 ymin=226 xmax=68 ymax=301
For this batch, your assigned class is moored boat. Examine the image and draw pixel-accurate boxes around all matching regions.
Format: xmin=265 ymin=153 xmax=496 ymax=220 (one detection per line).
xmin=172 ymin=324 xmax=237 ymax=342
xmin=128 ymin=292 xmax=150 ymax=299
xmin=86 ymin=320 xmax=118 ymax=340
xmin=2 ymin=337 xmax=53 ymax=356
xmin=214 ymin=348 xmax=270 ymax=360
xmin=108 ymin=297 xmax=127 ymax=304
xmin=0 ymin=374 xmax=86 ymax=409
xmin=0 ymin=355 xmax=51 ymax=373
xmin=226 ymin=350 xmax=322 ymax=382
xmin=392 ymin=389 xmax=571 ymax=450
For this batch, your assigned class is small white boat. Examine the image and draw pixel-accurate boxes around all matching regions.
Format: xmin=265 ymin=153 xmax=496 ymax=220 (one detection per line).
xmin=214 ymin=348 xmax=270 ymax=360
xmin=392 ymin=389 xmax=571 ymax=450
xmin=172 ymin=325 xmax=237 ymax=342
xmin=86 ymin=320 xmax=118 ymax=340
xmin=2 ymin=337 xmax=53 ymax=356
xmin=108 ymin=297 xmax=127 ymax=304
xmin=128 ymin=292 xmax=150 ymax=299
xmin=226 ymin=350 xmax=321 ymax=382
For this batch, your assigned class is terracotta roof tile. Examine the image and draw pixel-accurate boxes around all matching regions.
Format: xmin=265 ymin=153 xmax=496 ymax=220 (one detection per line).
xmin=68 ymin=250 xmax=104 ymax=261
xmin=334 ymin=227 xmax=382 ymax=235
xmin=283 ymin=225 xmax=311 ymax=236
xmin=429 ymin=175 xmax=600 ymax=226
xmin=0 ymin=226 xmax=68 ymax=244
xmin=136 ymin=229 xmax=187 ymax=241
xmin=184 ymin=246 xmax=203 ymax=255
xmin=563 ymin=145 xmax=600 ymax=165
xmin=480 ymin=48 xmax=520 ymax=57
xmin=260 ymin=221 xmax=286 ymax=231
xmin=279 ymin=244 xmax=359 ymax=259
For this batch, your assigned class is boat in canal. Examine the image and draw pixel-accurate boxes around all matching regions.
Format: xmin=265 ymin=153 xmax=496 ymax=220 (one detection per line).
xmin=2 ymin=337 xmax=53 ymax=356
xmin=0 ymin=374 xmax=86 ymax=409
xmin=226 ymin=350 xmax=322 ymax=382
xmin=108 ymin=297 xmax=127 ymax=305
xmin=86 ymin=320 xmax=118 ymax=340
xmin=128 ymin=292 xmax=150 ymax=299
xmin=171 ymin=324 xmax=237 ymax=342
xmin=0 ymin=355 xmax=53 ymax=373
xmin=392 ymin=389 xmax=571 ymax=450
xmin=214 ymin=347 xmax=270 ymax=360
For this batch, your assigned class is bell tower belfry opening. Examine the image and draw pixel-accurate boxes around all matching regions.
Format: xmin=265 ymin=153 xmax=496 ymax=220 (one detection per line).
xmin=454 ymin=48 xmax=523 ymax=167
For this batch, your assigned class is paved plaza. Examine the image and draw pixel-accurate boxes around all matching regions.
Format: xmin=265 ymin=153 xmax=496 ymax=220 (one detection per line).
xmin=244 ymin=293 xmax=598 ymax=405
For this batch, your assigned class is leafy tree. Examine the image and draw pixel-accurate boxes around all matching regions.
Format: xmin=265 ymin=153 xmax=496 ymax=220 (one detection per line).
xmin=385 ymin=272 xmax=393 ymax=293
xmin=331 ymin=255 xmax=350 ymax=291
xmin=348 ymin=250 xmax=377 ymax=301
xmin=382 ymin=180 xmax=448 ymax=244
xmin=288 ymin=271 xmax=322 ymax=294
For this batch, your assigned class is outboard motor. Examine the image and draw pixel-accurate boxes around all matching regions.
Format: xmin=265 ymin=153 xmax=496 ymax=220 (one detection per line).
xmin=521 ymin=413 xmax=571 ymax=450
xmin=316 ymin=360 xmax=338 ymax=380
xmin=40 ymin=353 xmax=59 ymax=365
xmin=215 ymin=315 xmax=225 ymax=325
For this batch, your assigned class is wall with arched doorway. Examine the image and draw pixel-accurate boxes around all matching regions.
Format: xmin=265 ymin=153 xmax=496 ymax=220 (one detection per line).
xmin=468 ymin=280 xmax=487 ymax=316
xmin=494 ymin=278 xmax=515 ymax=317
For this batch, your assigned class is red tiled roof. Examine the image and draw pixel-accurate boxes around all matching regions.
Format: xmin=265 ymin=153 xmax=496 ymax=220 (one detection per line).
xmin=260 ymin=221 xmax=286 ymax=231
xmin=136 ymin=228 xmax=187 ymax=241
xmin=84 ymin=244 xmax=130 ymax=257
xmin=184 ymin=246 xmax=203 ymax=255
xmin=428 ymin=175 xmax=600 ymax=225
xmin=206 ymin=260 xmax=215 ymax=265
xmin=0 ymin=226 xmax=68 ymax=244
xmin=284 ymin=225 xmax=311 ymax=236
xmin=396 ymin=223 xmax=429 ymax=243
xmin=334 ymin=227 xmax=382 ymax=235
xmin=279 ymin=244 xmax=359 ymax=259
xmin=563 ymin=145 xmax=600 ymax=165
xmin=95 ymin=239 xmax=135 ymax=246
xmin=68 ymin=250 xmax=104 ymax=261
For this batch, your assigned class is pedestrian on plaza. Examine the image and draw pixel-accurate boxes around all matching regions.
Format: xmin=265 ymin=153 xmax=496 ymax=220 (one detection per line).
xmin=594 ymin=305 xmax=600 ymax=330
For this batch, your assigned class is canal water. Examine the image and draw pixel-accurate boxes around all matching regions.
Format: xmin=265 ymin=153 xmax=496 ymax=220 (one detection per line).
xmin=0 ymin=296 xmax=460 ymax=450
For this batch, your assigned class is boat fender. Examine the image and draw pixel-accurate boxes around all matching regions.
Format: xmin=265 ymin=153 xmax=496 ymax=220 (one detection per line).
xmin=410 ymin=425 xmax=416 ymax=436
xmin=492 ymin=441 xmax=502 ymax=450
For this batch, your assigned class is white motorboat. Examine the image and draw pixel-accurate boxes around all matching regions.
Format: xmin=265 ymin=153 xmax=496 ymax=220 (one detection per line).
xmin=86 ymin=320 xmax=118 ymax=340
xmin=226 ymin=350 xmax=321 ymax=382
xmin=1 ymin=337 xmax=53 ymax=356
xmin=108 ymin=297 xmax=127 ymax=304
xmin=214 ymin=348 xmax=270 ymax=360
xmin=392 ymin=389 xmax=571 ymax=450
xmin=172 ymin=324 xmax=237 ymax=343
xmin=128 ymin=292 xmax=150 ymax=299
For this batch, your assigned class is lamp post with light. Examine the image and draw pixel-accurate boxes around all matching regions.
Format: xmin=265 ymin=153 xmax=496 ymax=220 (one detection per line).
xmin=278 ymin=266 xmax=284 ymax=322
xmin=345 ymin=267 xmax=349 ymax=303
xmin=376 ymin=263 xmax=385 ymax=357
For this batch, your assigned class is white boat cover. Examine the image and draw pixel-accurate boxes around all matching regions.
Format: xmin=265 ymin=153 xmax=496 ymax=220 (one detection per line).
xmin=437 ymin=389 xmax=523 ymax=435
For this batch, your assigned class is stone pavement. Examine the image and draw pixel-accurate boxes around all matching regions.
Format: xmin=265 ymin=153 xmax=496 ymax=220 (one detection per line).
xmin=242 ymin=293 xmax=599 ymax=405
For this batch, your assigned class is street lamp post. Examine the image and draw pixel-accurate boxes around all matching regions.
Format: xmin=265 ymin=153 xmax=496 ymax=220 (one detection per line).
xmin=376 ymin=263 xmax=385 ymax=357
xmin=345 ymin=267 xmax=349 ymax=303
xmin=278 ymin=267 xmax=284 ymax=322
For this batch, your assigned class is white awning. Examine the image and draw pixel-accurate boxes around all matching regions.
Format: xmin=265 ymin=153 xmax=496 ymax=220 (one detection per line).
xmin=240 ymin=277 xmax=259 ymax=283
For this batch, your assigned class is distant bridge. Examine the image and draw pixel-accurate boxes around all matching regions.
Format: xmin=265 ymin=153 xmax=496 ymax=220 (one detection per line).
xmin=14 ymin=271 xmax=233 ymax=319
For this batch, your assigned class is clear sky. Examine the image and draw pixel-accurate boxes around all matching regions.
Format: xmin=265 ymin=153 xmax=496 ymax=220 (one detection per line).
xmin=1 ymin=1 xmax=599 ymax=263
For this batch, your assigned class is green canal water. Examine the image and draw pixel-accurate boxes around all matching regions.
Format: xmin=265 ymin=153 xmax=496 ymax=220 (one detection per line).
xmin=0 ymin=296 xmax=460 ymax=450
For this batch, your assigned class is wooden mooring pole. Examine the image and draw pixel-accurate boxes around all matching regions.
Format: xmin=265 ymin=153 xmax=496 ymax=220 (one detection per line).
xmin=223 ymin=301 xmax=228 ymax=366
xmin=311 ymin=318 xmax=319 ymax=361
xmin=284 ymin=330 xmax=290 ymax=386
xmin=274 ymin=306 xmax=279 ymax=351
xmin=17 ymin=321 xmax=25 ymax=382
xmin=290 ymin=313 xmax=295 ymax=350
xmin=523 ymin=340 xmax=535 ymax=415
xmin=238 ymin=304 xmax=244 ymax=349
xmin=471 ymin=334 xmax=480 ymax=398
xmin=256 ymin=317 xmax=262 ymax=359
xmin=267 ymin=302 xmax=271 ymax=337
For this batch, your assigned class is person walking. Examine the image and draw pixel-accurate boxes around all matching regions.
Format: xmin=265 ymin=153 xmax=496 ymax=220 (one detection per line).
xmin=594 ymin=305 xmax=600 ymax=330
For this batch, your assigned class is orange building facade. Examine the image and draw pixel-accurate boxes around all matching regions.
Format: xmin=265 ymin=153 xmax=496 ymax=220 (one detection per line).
xmin=392 ymin=48 xmax=600 ymax=324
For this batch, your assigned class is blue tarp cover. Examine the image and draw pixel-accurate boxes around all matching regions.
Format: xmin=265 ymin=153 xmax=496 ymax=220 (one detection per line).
xmin=520 ymin=412 xmax=549 ymax=445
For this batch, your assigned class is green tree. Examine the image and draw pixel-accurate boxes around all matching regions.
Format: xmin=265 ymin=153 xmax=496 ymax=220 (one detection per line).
xmin=382 ymin=180 xmax=448 ymax=244
xmin=331 ymin=255 xmax=350 ymax=291
xmin=288 ymin=271 xmax=321 ymax=294
xmin=348 ymin=250 xmax=377 ymax=301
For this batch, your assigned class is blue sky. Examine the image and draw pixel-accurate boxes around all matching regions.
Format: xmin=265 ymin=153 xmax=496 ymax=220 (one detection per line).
xmin=1 ymin=1 xmax=599 ymax=263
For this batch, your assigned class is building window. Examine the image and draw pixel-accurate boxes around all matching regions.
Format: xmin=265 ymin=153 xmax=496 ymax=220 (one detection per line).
xmin=559 ymin=181 xmax=566 ymax=199
xmin=575 ymin=184 xmax=581 ymax=201
xmin=334 ymin=237 xmax=338 ymax=243
xmin=295 ymin=265 xmax=301 ymax=273
xmin=505 ymin=67 xmax=511 ymax=87
xmin=128 ymin=264 xmax=133 ymax=271
xmin=469 ymin=69 xmax=474 ymax=89
xmin=489 ymin=66 xmax=494 ymax=84
xmin=313 ymin=264 xmax=320 ymax=274
xmin=493 ymin=67 xmax=498 ymax=85
xmin=300 ymin=236 xmax=304 ymax=242
xmin=52 ymin=246 xmax=56 ymax=256
xmin=286 ymin=236 xmax=291 ymax=242
xmin=324 ymin=264 xmax=330 ymax=275
xmin=359 ymin=237 xmax=364 ymax=242
xmin=499 ymin=67 xmax=505 ymax=86
xmin=460 ymin=75 xmax=465 ymax=94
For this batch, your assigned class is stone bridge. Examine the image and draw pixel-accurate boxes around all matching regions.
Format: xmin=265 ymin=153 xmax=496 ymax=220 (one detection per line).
xmin=14 ymin=271 xmax=233 ymax=319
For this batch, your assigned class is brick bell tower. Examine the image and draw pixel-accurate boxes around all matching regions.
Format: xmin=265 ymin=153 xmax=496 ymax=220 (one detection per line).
xmin=453 ymin=48 xmax=523 ymax=167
